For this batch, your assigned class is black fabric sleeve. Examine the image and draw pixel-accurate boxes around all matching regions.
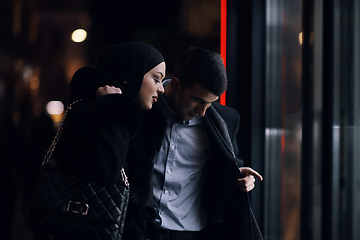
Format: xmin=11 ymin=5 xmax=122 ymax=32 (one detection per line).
xmin=55 ymin=94 xmax=142 ymax=186
xmin=230 ymin=110 xmax=245 ymax=168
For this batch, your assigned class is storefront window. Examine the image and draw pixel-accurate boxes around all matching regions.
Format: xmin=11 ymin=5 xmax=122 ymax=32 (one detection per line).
xmin=264 ymin=0 xmax=302 ymax=239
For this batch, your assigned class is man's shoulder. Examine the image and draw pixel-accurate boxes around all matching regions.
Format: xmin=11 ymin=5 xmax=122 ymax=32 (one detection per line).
xmin=211 ymin=102 xmax=240 ymax=119
xmin=206 ymin=102 xmax=240 ymax=131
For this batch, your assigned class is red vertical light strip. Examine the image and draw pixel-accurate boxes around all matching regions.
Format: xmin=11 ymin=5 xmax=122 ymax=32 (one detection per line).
xmin=220 ymin=0 xmax=227 ymax=105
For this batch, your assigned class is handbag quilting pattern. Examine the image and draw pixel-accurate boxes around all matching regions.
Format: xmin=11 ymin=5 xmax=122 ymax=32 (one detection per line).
xmin=28 ymin=168 xmax=129 ymax=239
xmin=28 ymin=99 xmax=130 ymax=240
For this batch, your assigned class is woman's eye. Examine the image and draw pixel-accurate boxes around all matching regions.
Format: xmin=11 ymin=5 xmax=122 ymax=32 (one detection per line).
xmin=154 ymin=76 xmax=161 ymax=83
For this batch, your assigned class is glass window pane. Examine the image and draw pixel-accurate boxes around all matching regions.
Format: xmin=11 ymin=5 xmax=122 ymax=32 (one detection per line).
xmin=264 ymin=0 xmax=302 ymax=239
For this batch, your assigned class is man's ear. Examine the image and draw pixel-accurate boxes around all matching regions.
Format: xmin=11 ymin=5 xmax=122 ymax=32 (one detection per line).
xmin=171 ymin=77 xmax=182 ymax=93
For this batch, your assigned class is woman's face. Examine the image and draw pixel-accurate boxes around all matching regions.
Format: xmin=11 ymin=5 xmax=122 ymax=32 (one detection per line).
xmin=136 ymin=62 xmax=166 ymax=110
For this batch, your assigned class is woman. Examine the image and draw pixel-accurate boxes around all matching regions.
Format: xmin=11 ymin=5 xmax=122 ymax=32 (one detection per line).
xmin=55 ymin=41 xmax=167 ymax=240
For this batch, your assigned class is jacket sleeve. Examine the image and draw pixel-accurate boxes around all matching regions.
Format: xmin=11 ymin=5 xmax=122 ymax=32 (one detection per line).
xmin=144 ymin=204 xmax=162 ymax=240
xmin=56 ymin=94 xmax=142 ymax=186
xmin=229 ymin=109 xmax=245 ymax=168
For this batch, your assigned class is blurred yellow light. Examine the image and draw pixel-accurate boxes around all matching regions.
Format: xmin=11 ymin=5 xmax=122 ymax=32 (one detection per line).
xmin=71 ymin=29 xmax=87 ymax=43
xmin=30 ymin=76 xmax=40 ymax=91
xmin=298 ymin=32 xmax=303 ymax=46
xmin=46 ymin=101 xmax=64 ymax=115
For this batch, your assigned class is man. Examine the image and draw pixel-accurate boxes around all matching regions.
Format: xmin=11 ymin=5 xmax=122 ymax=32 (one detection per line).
xmin=153 ymin=47 xmax=263 ymax=240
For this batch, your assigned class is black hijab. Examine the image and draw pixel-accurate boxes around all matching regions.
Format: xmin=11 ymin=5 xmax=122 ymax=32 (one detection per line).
xmin=69 ymin=41 xmax=164 ymax=103
xmin=97 ymin=41 xmax=164 ymax=98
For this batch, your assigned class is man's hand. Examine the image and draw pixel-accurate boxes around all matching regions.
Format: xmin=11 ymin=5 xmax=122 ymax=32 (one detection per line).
xmin=96 ymin=85 xmax=122 ymax=98
xmin=235 ymin=167 xmax=263 ymax=192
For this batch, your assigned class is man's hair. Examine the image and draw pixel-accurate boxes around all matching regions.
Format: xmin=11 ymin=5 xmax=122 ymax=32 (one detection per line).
xmin=173 ymin=47 xmax=227 ymax=96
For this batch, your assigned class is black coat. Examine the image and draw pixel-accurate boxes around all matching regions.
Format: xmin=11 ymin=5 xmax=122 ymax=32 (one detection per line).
xmin=202 ymin=102 xmax=263 ymax=240
xmin=55 ymin=67 xmax=167 ymax=240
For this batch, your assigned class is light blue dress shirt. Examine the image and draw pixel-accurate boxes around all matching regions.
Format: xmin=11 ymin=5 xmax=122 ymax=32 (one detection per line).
xmin=153 ymin=80 xmax=212 ymax=231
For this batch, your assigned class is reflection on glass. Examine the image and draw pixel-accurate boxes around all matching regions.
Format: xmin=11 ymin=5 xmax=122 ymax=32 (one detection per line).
xmin=264 ymin=0 xmax=302 ymax=239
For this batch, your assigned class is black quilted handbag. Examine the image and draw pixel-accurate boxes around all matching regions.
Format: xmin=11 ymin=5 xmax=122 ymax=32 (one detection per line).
xmin=28 ymin=99 xmax=130 ymax=240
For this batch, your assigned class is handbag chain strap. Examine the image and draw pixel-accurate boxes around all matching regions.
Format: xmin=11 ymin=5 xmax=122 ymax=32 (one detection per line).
xmin=42 ymin=99 xmax=82 ymax=166
xmin=42 ymin=98 xmax=129 ymax=187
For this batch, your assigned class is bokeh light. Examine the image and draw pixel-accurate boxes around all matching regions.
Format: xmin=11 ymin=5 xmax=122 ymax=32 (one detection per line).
xmin=71 ymin=29 xmax=87 ymax=43
xmin=46 ymin=101 xmax=64 ymax=115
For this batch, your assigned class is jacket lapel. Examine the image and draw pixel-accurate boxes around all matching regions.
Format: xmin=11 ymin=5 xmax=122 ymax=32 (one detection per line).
xmin=204 ymin=106 xmax=235 ymax=158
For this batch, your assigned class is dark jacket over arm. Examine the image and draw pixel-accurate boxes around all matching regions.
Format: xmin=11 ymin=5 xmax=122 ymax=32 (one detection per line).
xmin=203 ymin=102 xmax=263 ymax=240
xmin=56 ymin=93 xmax=142 ymax=186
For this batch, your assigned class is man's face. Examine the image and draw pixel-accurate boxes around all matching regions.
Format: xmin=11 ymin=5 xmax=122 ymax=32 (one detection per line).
xmin=174 ymin=83 xmax=219 ymax=121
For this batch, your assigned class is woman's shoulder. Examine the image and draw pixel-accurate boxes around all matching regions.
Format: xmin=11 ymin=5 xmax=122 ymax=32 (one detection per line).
xmin=92 ymin=94 xmax=143 ymax=138
xmin=69 ymin=66 xmax=122 ymax=102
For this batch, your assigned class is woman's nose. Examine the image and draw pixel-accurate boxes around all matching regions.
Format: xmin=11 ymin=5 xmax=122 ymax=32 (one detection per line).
xmin=157 ymin=84 xmax=165 ymax=94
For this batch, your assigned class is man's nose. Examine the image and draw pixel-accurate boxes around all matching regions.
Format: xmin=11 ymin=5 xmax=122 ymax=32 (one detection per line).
xmin=197 ymin=105 xmax=207 ymax=117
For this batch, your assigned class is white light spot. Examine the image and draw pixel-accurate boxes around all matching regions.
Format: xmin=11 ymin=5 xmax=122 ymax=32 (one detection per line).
xmin=46 ymin=101 xmax=64 ymax=115
xmin=71 ymin=29 xmax=87 ymax=43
